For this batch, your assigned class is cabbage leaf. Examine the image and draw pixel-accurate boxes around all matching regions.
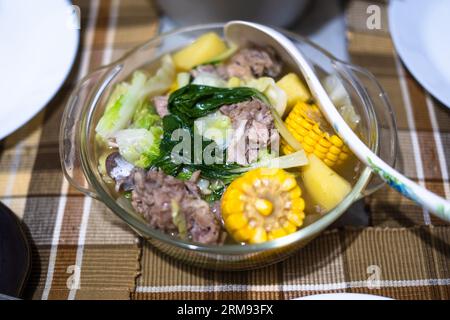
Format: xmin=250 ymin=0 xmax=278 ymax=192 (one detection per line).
xmin=95 ymin=55 xmax=175 ymax=139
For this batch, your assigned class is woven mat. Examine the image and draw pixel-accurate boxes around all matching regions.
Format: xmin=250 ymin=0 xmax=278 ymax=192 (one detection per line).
xmin=1 ymin=0 xmax=449 ymax=300
xmin=0 ymin=0 xmax=159 ymax=299
xmin=131 ymin=0 xmax=450 ymax=300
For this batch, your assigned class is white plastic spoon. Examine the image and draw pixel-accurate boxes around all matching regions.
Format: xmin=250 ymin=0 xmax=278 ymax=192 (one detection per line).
xmin=224 ymin=20 xmax=450 ymax=222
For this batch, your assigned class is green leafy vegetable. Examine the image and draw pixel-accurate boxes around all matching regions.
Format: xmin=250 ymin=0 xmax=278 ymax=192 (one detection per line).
xmin=124 ymin=191 xmax=132 ymax=199
xmin=176 ymin=168 xmax=195 ymax=181
xmin=204 ymin=180 xmax=225 ymax=202
xmin=186 ymin=163 xmax=243 ymax=185
xmin=168 ymin=84 xmax=269 ymax=120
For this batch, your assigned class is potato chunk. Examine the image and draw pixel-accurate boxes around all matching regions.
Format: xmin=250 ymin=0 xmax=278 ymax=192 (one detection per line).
xmin=276 ymin=73 xmax=311 ymax=110
xmin=173 ymin=32 xmax=227 ymax=71
xmin=301 ymin=154 xmax=351 ymax=212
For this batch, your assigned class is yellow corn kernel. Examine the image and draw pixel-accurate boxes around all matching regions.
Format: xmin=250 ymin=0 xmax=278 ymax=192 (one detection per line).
xmin=268 ymin=228 xmax=287 ymax=240
xmin=297 ymin=126 xmax=310 ymax=137
xmin=225 ymin=214 xmax=248 ymax=231
xmin=224 ymin=188 xmax=241 ymax=201
xmin=313 ymin=149 xmax=326 ymax=159
xmin=303 ymin=144 xmax=314 ymax=153
xmin=308 ymin=132 xmax=321 ymax=143
xmin=324 ymin=158 xmax=335 ymax=167
xmin=255 ymin=198 xmax=273 ymax=216
xmin=222 ymin=197 xmax=244 ymax=217
xmin=330 ymin=135 xmax=344 ymax=147
xmin=339 ymin=152 xmax=349 ymax=161
xmin=329 ymin=145 xmax=341 ymax=155
xmin=314 ymin=144 xmax=328 ymax=154
xmin=313 ymin=124 xmax=322 ymax=135
xmin=302 ymin=135 xmax=314 ymax=146
xmin=281 ymin=177 xmax=297 ymax=191
xmin=292 ymin=197 xmax=305 ymax=212
xmin=300 ymin=119 xmax=313 ymax=130
xmin=282 ymin=220 xmax=297 ymax=234
xmin=326 ymin=153 xmax=338 ymax=162
xmin=287 ymin=212 xmax=304 ymax=227
xmin=289 ymin=187 xmax=302 ymax=200
xmin=292 ymin=131 xmax=304 ymax=142
xmin=319 ymin=138 xmax=332 ymax=148
xmin=233 ymin=227 xmax=254 ymax=242
xmin=249 ymin=228 xmax=268 ymax=244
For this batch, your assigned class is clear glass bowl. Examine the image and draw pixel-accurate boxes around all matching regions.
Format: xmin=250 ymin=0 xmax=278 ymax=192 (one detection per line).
xmin=60 ymin=24 xmax=398 ymax=270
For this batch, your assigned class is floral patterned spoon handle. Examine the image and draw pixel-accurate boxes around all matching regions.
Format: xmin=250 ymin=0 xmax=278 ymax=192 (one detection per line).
xmin=225 ymin=21 xmax=450 ymax=222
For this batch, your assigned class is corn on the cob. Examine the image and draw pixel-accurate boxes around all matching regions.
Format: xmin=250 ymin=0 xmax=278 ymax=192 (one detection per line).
xmin=221 ymin=168 xmax=305 ymax=244
xmin=281 ymin=101 xmax=350 ymax=167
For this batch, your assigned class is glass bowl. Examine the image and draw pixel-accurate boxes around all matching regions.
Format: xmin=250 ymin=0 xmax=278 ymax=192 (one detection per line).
xmin=60 ymin=24 xmax=398 ymax=270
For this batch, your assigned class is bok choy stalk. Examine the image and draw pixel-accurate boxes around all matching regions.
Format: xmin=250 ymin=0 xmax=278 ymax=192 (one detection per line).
xmin=232 ymin=150 xmax=308 ymax=172
xmin=95 ymin=55 xmax=175 ymax=139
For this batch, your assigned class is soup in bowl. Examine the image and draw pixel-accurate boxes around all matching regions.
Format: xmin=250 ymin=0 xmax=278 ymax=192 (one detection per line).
xmin=60 ymin=24 xmax=397 ymax=270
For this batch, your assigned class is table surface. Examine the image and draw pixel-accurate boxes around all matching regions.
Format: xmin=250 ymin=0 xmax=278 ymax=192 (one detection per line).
xmin=0 ymin=0 xmax=449 ymax=300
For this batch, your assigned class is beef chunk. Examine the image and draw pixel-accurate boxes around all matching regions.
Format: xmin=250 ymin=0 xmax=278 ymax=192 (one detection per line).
xmin=224 ymin=46 xmax=282 ymax=79
xmin=130 ymin=169 xmax=222 ymax=244
xmin=220 ymin=99 xmax=279 ymax=165
xmin=152 ymin=95 xmax=169 ymax=117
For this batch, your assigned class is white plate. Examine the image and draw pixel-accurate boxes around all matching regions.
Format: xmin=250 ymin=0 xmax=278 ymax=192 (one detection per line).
xmin=295 ymin=293 xmax=392 ymax=300
xmin=389 ymin=0 xmax=450 ymax=108
xmin=0 ymin=0 xmax=79 ymax=140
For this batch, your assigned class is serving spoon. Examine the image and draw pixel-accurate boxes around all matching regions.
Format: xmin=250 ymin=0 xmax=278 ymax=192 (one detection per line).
xmin=224 ymin=21 xmax=450 ymax=222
